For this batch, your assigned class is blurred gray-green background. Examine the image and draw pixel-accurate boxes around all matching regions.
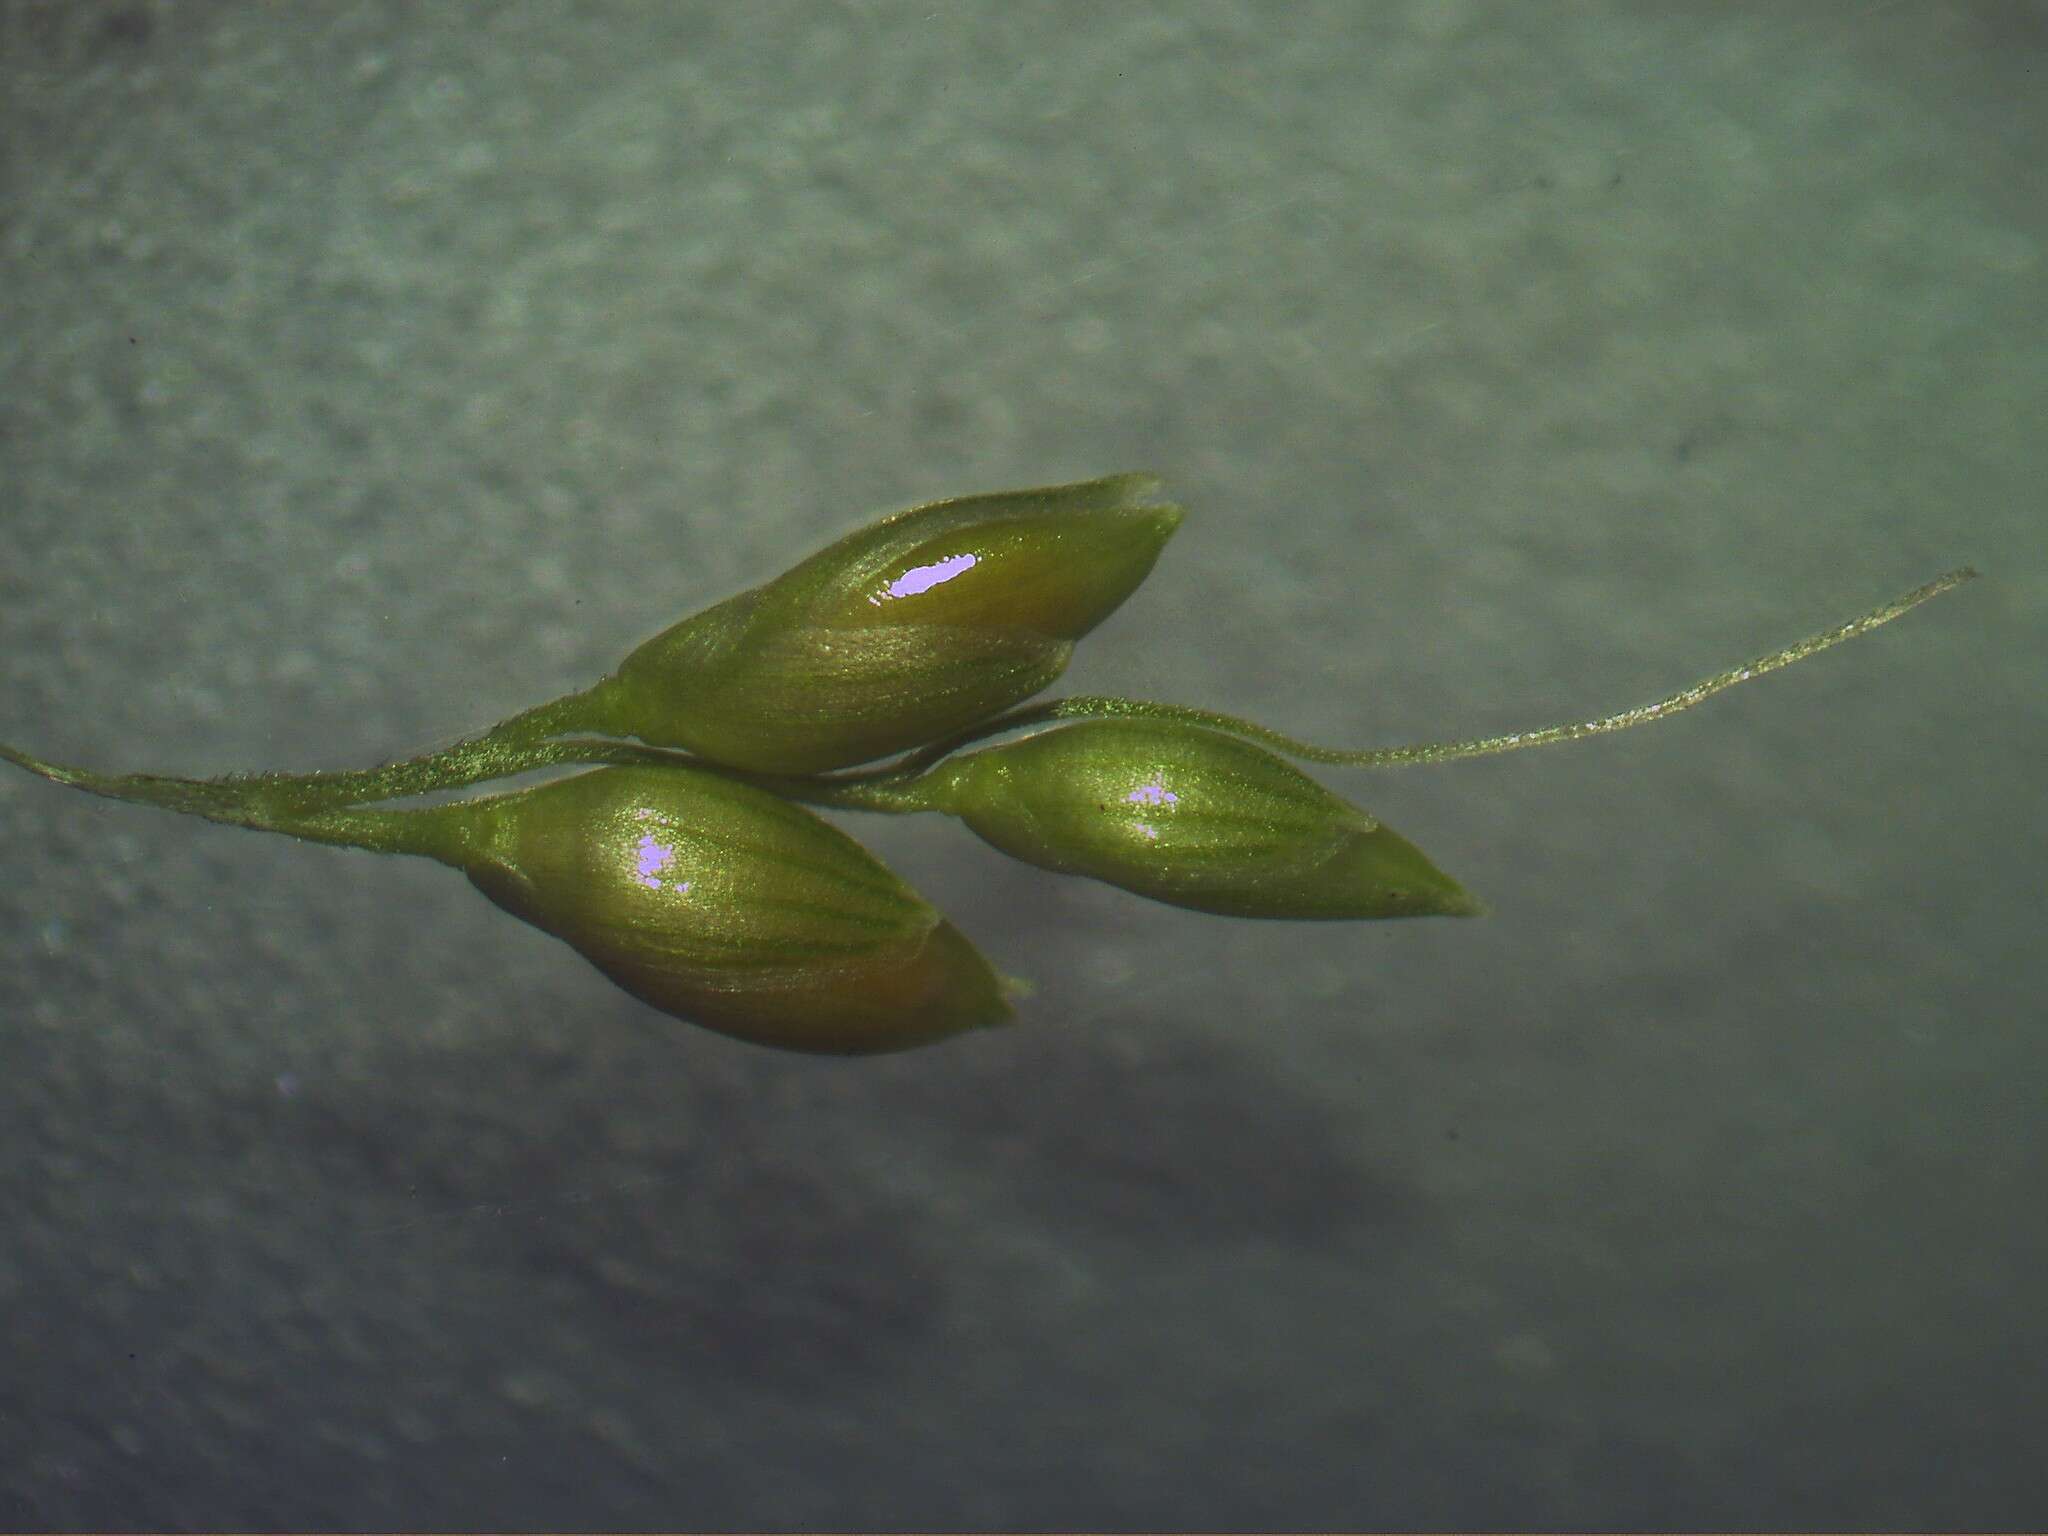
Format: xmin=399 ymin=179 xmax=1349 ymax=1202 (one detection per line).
xmin=2 ymin=2 xmax=2041 ymax=1528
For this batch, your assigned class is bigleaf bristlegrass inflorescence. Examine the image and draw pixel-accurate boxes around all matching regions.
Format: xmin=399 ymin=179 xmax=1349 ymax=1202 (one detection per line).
xmin=2 ymin=475 xmax=1974 ymax=1053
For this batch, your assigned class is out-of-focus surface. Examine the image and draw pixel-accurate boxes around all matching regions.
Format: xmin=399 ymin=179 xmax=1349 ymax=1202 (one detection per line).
xmin=1 ymin=2 xmax=2040 ymax=1527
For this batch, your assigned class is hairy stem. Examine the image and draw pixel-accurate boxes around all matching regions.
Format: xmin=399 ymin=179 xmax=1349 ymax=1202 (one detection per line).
xmin=209 ymin=687 xmax=615 ymax=813
xmin=0 ymin=738 xmax=457 ymax=859
xmin=1 ymin=568 xmax=1976 ymax=828
xmin=864 ymin=566 xmax=1978 ymax=775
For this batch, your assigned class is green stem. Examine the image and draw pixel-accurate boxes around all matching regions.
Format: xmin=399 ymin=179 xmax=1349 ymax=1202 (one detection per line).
xmin=0 ymin=738 xmax=464 ymax=861
xmin=846 ymin=566 xmax=1977 ymax=775
xmin=211 ymin=685 xmax=619 ymax=814
xmin=1 ymin=567 xmax=1976 ymax=832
